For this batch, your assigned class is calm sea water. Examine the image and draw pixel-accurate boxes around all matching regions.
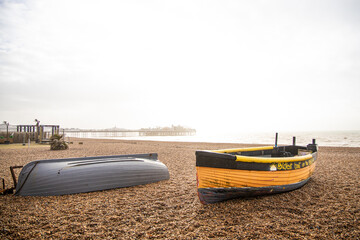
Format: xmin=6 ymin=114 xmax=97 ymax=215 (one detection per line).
xmin=80 ymin=131 xmax=360 ymax=147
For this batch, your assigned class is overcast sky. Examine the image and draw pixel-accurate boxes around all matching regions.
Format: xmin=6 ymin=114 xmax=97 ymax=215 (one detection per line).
xmin=1 ymin=0 xmax=359 ymax=133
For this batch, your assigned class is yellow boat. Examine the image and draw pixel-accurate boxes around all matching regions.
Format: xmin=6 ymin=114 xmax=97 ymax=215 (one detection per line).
xmin=196 ymin=136 xmax=318 ymax=204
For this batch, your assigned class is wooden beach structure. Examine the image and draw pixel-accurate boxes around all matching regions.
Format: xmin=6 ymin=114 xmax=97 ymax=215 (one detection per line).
xmin=0 ymin=121 xmax=13 ymax=144
xmin=16 ymin=124 xmax=60 ymax=143
xmin=0 ymin=122 xmax=60 ymax=144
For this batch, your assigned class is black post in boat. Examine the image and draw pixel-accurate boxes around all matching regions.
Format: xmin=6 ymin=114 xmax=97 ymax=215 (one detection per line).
xmin=293 ymin=136 xmax=296 ymax=146
xmin=307 ymin=138 xmax=318 ymax=153
xmin=271 ymin=132 xmax=280 ymax=157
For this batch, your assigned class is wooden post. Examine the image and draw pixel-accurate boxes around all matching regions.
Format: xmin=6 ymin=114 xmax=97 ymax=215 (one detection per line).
xmin=10 ymin=166 xmax=23 ymax=188
xmin=35 ymin=120 xmax=40 ymax=143
xmin=39 ymin=126 xmax=43 ymax=143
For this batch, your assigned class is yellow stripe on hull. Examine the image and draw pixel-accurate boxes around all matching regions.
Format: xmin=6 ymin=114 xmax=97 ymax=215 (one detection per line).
xmin=197 ymin=163 xmax=316 ymax=189
xmin=212 ymin=146 xmax=274 ymax=153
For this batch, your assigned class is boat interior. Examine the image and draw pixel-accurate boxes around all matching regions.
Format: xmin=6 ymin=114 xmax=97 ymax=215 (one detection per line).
xmin=224 ymin=135 xmax=318 ymax=158
xmin=229 ymin=145 xmax=310 ymax=158
xmin=227 ymin=143 xmax=317 ymax=159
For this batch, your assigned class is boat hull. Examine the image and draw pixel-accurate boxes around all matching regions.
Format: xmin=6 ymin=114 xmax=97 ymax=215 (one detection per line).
xmin=197 ymin=179 xmax=310 ymax=204
xmin=15 ymin=153 xmax=169 ymax=196
xmin=196 ymin=145 xmax=317 ymax=204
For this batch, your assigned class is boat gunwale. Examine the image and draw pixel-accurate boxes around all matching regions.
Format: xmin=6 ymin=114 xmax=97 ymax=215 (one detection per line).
xmin=235 ymin=154 xmax=314 ymax=163
xmin=201 ymin=146 xmax=316 ymax=163
xmin=24 ymin=153 xmax=159 ymax=165
xmin=211 ymin=146 xmax=275 ymax=153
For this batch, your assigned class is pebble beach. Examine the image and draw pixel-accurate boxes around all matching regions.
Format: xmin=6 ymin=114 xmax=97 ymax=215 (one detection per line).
xmin=1 ymin=138 xmax=359 ymax=239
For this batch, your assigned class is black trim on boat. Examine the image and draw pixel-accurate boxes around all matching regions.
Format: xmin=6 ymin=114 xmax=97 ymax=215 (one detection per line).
xmin=197 ymin=178 xmax=310 ymax=204
xmin=196 ymin=151 xmax=271 ymax=171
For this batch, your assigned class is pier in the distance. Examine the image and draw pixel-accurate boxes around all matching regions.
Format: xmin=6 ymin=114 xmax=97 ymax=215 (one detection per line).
xmin=64 ymin=125 xmax=196 ymax=138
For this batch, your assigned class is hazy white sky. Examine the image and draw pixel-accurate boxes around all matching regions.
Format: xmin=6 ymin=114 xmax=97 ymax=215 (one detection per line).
xmin=1 ymin=0 xmax=359 ymax=133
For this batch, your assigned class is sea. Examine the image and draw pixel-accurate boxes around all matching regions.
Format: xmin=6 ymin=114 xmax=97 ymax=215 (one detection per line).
xmin=73 ymin=130 xmax=360 ymax=147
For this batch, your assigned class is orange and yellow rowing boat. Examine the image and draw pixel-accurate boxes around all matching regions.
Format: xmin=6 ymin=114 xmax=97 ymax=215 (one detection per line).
xmin=196 ymin=138 xmax=318 ymax=204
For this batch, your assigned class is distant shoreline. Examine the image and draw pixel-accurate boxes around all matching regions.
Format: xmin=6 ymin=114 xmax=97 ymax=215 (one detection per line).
xmin=64 ymin=129 xmax=360 ymax=147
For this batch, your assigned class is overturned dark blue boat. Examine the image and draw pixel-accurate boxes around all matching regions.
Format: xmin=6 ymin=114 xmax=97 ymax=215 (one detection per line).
xmin=15 ymin=153 xmax=169 ymax=196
